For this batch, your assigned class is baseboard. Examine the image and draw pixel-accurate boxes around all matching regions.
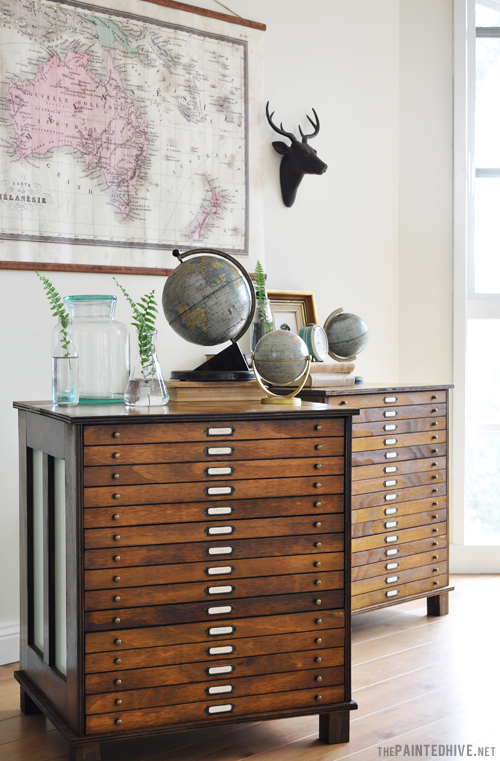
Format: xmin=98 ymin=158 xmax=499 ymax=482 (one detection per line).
xmin=0 ymin=622 xmax=20 ymax=665
xmin=450 ymin=544 xmax=500 ymax=573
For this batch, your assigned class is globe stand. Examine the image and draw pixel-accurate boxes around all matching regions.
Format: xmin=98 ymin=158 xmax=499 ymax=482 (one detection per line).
xmin=252 ymin=356 xmax=312 ymax=405
xmin=171 ymin=343 xmax=255 ymax=382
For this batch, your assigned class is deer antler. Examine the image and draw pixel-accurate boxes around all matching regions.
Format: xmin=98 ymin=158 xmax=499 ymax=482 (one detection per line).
xmin=266 ymin=101 xmax=297 ymax=143
xmin=298 ymin=109 xmax=320 ymax=142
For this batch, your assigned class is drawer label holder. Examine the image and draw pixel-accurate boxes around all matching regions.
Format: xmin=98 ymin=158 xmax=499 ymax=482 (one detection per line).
xmin=205 ymin=427 xmax=235 ymax=437
xmin=206 ymin=703 xmax=235 ymax=714
xmin=205 ymin=486 xmax=235 ymax=496
xmin=205 ymin=447 xmax=235 ymax=456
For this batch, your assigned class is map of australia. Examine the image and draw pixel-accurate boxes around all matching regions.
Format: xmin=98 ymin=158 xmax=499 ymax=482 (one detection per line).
xmin=8 ymin=51 xmax=148 ymax=218
xmin=0 ymin=0 xmax=248 ymax=254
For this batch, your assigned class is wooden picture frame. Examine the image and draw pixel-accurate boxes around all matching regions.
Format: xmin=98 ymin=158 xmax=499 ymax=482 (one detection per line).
xmin=267 ymin=290 xmax=318 ymax=333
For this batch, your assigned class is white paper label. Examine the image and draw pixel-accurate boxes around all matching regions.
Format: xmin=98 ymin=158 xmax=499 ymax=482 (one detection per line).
xmin=208 ymin=626 xmax=234 ymax=636
xmin=207 ymin=487 xmax=233 ymax=496
xmin=386 ymin=589 xmax=399 ymax=597
xmin=208 ymin=665 xmax=233 ymax=675
xmin=208 ymin=547 xmax=233 ymax=555
xmin=207 ymin=507 xmax=233 ymax=515
xmin=208 ymin=428 xmax=233 ymax=436
xmin=207 ymin=467 xmax=233 ymax=476
xmin=208 ymin=645 xmax=235 ymax=655
xmin=386 ymin=548 xmax=399 ymax=556
xmin=208 ymin=526 xmax=233 ymax=535
xmin=385 ymin=521 xmax=398 ymax=529
xmin=386 ymin=575 xmax=399 ymax=584
xmin=384 ymin=396 xmax=397 ymax=403
xmin=207 ymin=606 xmax=233 ymax=615
xmin=385 ymin=493 xmax=397 ymax=501
xmin=208 ymin=685 xmax=233 ymax=695
xmin=386 ymin=562 xmax=399 ymax=570
xmin=384 ymin=424 xmax=397 ymax=431
xmin=207 ymin=448 xmax=233 ymax=456
xmin=384 ymin=507 xmax=398 ymax=515
xmin=384 ymin=438 xmax=397 ymax=446
xmin=384 ymin=479 xmax=397 ymax=487
xmin=207 ymin=703 xmax=233 ymax=713
xmin=385 ymin=452 xmax=398 ymax=459
xmin=208 ymin=585 xmax=234 ymax=595
xmin=385 ymin=535 xmax=398 ymax=543
xmin=384 ymin=410 xmax=397 ymax=418
xmin=207 ymin=566 xmax=233 ymax=575
xmin=384 ymin=466 xmax=397 ymax=473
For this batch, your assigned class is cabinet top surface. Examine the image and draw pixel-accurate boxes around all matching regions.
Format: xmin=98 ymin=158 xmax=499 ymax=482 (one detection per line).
xmin=13 ymin=399 xmax=359 ymax=424
xmin=298 ymin=382 xmax=454 ymax=396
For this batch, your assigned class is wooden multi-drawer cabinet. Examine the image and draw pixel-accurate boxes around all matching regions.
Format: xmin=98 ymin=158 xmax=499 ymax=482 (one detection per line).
xmin=14 ymin=400 xmax=358 ymax=760
xmin=296 ymin=384 xmax=454 ymax=616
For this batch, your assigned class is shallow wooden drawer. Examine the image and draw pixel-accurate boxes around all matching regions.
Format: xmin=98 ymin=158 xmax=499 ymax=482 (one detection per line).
xmin=84 ymin=513 xmax=343 ymax=549
xmin=83 ymin=456 xmax=344 ymax=487
xmin=86 ymin=665 xmax=344 ymax=715
xmin=85 ymin=570 xmax=343 ymax=611
xmin=85 ymin=646 xmax=345 ymax=694
xmin=86 ymin=609 xmax=345 ymax=654
xmin=352 ymin=469 xmax=446 ymax=496
xmin=86 ymin=684 xmax=345 ymax=734
xmin=352 ymin=534 xmax=447 ymax=567
xmin=352 ymin=496 xmax=446 ymax=524
xmin=352 ymin=562 xmax=444 ymax=595
xmin=85 ymin=627 xmax=345 ymax=673
xmin=84 ymin=418 xmax=344 ymax=446
xmin=85 ymin=550 xmax=344 ymax=590
xmin=352 ymin=456 xmax=445 ymax=482
xmin=84 ymin=436 xmax=344 ymax=466
xmin=351 ymin=573 xmax=448 ymax=611
xmin=350 ymin=403 xmax=446 ymax=424
xmin=85 ymin=589 xmax=345 ymax=632
xmin=351 ymin=548 xmax=448 ymax=582
xmin=84 ymin=493 xmax=344 ymax=529
xmin=84 ymin=474 xmax=344 ymax=508
xmin=352 ymin=482 xmax=446 ymax=510
xmin=84 ymin=532 xmax=344 ymax=570
xmin=352 ymin=443 xmax=447 ymax=467
xmin=327 ymin=391 xmax=446 ymax=410
xmin=353 ymin=417 xmax=446 ymax=438
xmin=351 ymin=508 xmax=446 ymax=538
xmin=351 ymin=521 xmax=447 ymax=554
xmin=352 ymin=430 xmax=446 ymax=453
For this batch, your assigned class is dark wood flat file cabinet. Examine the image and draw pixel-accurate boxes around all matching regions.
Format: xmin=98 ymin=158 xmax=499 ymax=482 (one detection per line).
xmin=14 ymin=401 xmax=358 ymax=760
xmin=295 ymin=384 xmax=454 ymax=616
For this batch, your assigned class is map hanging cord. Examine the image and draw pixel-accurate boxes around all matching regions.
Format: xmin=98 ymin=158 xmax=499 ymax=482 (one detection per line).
xmin=214 ymin=0 xmax=243 ymax=19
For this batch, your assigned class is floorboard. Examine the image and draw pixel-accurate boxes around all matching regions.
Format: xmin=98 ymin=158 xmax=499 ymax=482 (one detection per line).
xmin=1 ymin=575 xmax=498 ymax=761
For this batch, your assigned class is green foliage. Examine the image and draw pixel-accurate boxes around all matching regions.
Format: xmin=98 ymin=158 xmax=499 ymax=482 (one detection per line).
xmin=36 ymin=271 xmax=71 ymax=357
xmin=114 ymin=278 xmax=158 ymax=381
xmin=253 ymin=260 xmax=273 ymax=333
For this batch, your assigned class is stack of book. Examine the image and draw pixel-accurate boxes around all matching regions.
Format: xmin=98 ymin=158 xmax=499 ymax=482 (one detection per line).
xmin=281 ymin=361 xmax=357 ymax=388
xmin=167 ymin=380 xmax=264 ymax=403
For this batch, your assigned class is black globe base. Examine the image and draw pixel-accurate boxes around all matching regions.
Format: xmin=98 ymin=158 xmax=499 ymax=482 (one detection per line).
xmin=171 ymin=342 xmax=255 ymax=382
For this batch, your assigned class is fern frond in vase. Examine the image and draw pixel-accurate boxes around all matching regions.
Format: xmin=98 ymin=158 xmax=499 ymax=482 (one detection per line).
xmin=251 ymin=261 xmax=273 ymax=350
xmin=36 ymin=271 xmax=72 ymax=356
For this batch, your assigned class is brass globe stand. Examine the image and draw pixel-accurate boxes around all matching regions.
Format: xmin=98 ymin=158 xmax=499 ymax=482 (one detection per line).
xmin=251 ymin=356 xmax=312 ymax=405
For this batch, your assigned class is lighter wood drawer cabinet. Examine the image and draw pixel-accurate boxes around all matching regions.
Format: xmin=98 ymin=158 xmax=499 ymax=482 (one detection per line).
xmin=14 ymin=401 xmax=357 ymax=760
xmin=296 ymin=384 xmax=454 ymax=616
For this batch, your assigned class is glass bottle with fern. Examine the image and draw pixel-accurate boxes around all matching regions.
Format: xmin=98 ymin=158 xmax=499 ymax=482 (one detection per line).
xmin=36 ymin=272 xmax=79 ymax=406
xmin=114 ymin=279 xmax=168 ymax=407
xmin=250 ymin=260 xmax=274 ymax=351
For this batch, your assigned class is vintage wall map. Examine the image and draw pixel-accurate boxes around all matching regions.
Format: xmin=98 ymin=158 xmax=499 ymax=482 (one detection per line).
xmin=0 ymin=0 xmax=264 ymax=270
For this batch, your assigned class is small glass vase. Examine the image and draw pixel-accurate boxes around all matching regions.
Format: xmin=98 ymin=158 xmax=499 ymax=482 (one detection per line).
xmin=250 ymin=298 xmax=274 ymax=351
xmin=124 ymin=330 xmax=168 ymax=407
xmin=51 ymin=321 xmax=79 ymax=407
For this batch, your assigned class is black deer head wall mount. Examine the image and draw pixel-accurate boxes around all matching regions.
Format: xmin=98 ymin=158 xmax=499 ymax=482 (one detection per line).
xmin=266 ymin=101 xmax=327 ymax=207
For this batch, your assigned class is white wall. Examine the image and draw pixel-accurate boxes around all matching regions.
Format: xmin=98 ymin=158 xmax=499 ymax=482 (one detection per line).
xmin=0 ymin=0 xmax=454 ymax=663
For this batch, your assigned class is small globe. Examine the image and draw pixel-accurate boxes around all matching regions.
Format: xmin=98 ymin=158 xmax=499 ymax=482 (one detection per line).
xmin=254 ymin=330 xmax=310 ymax=386
xmin=324 ymin=309 xmax=369 ymax=361
xmin=163 ymin=250 xmax=254 ymax=346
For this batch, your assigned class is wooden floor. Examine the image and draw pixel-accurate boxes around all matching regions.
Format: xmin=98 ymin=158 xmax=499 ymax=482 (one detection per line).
xmin=1 ymin=574 xmax=499 ymax=761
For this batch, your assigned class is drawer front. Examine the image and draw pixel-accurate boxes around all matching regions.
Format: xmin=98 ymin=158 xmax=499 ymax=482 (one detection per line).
xmin=84 ymin=475 xmax=344 ymax=507
xmin=351 ymin=469 xmax=446 ymax=496
xmin=351 ymin=482 xmax=446 ymax=510
xmin=86 ymin=666 xmax=344 ymax=715
xmin=83 ymin=494 xmax=344 ymax=529
xmin=85 ymin=589 xmax=344 ymax=632
xmin=83 ymin=456 xmax=344 ymax=487
xmin=352 ymin=562 xmax=444 ymax=596
xmin=84 ymin=513 xmax=343 ymax=549
xmin=352 ymin=496 xmax=446 ymax=524
xmin=85 ymin=646 xmax=345 ymax=694
xmin=84 ymin=532 xmax=344 ymax=569
xmin=351 ymin=574 xmax=448 ymax=611
xmin=349 ymin=403 xmax=446 ymax=424
xmin=351 ymin=508 xmax=446 ymax=538
xmin=351 ymin=548 xmax=448 ymax=581
xmin=352 ymin=456 xmax=446 ymax=482
xmin=351 ymin=521 xmax=447 ymax=554
xmin=86 ymin=609 xmax=345 ymax=653
xmin=352 ymin=443 xmax=446 ymax=467
xmin=84 ymin=436 xmax=344 ymax=466
xmin=352 ymin=431 xmax=445 ymax=453
xmin=85 ymin=571 xmax=344 ymax=611
xmin=85 ymin=551 xmax=344 ymax=590
xmin=85 ymin=684 xmax=346 ymax=734
xmin=327 ymin=391 xmax=446 ymax=409
xmin=353 ymin=417 xmax=446 ymax=438
xmin=84 ymin=418 xmax=345 ymax=446
xmin=85 ymin=628 xmax=345 ymax=673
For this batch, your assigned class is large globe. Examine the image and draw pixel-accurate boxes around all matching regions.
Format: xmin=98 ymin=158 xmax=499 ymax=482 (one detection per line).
xmin=324 ymin=309 xmax=369 ymax=361
xmin=254 ymin=330 xmax=310 ymax=386
xmin=163 ymin=250 xmax=254 ymax=346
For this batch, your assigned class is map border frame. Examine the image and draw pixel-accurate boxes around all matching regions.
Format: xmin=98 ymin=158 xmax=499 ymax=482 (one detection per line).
xmin=0 ymin=0 xmax=266 ymax=275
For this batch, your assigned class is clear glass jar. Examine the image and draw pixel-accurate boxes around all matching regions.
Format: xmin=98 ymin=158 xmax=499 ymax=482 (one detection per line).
xmin=124 ymin=330 xmax=168 ymax=407
xmin=250 ymin=298 xmax=274 ymax=351
xmin=51 ymin=320 xmax=79 ymax=406
xmin=63 ymin=295 xmax=129 ymax=403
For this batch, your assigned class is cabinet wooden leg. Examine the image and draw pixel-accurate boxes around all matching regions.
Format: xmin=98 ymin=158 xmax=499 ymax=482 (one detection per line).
xmin=20 ymin=687 xmax=42 ymax=715
xmin=427 ymin=592 xmax=449 ymax=617
xmin=70 ymin=743 xmax=101 ymax=761
xmin=319 ymin=710 xmax=350 ymax=744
